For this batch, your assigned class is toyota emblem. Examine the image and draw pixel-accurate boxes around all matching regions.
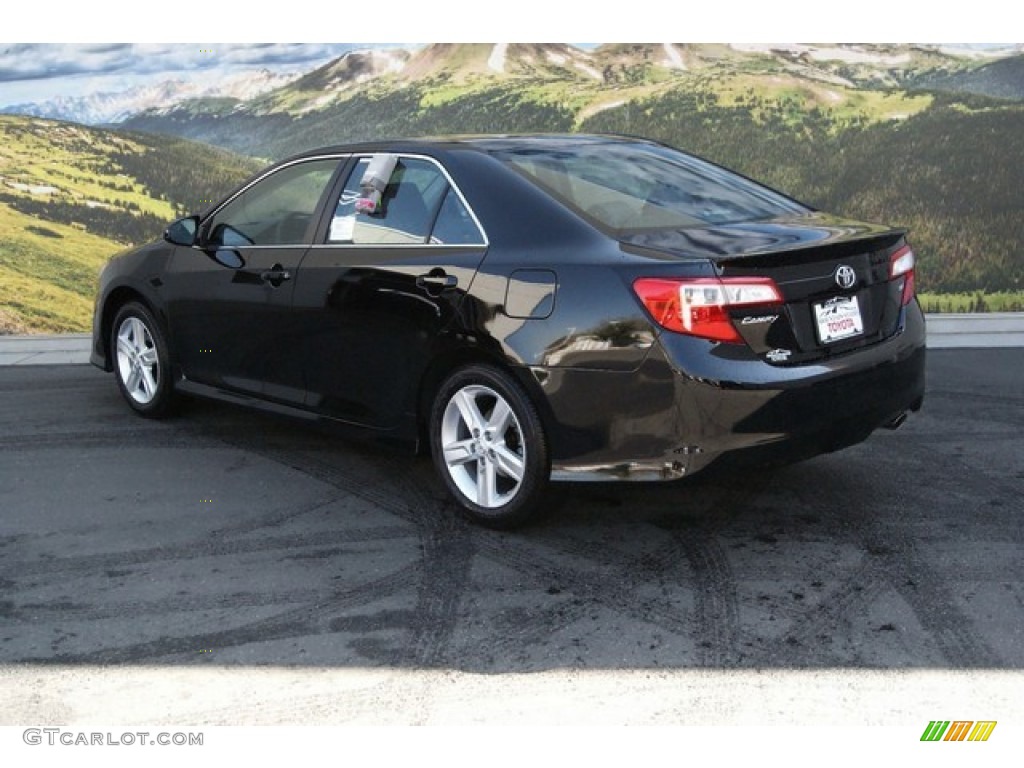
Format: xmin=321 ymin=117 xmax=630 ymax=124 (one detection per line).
xmin=835 ymin=265 xmax=857 ymax=290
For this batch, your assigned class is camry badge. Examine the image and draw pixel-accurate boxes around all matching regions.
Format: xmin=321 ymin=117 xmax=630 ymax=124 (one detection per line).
xmin=835 ymin=264 xmax=857 ymax=290
xmin=740 ymin=314 xmax=779 ymax=325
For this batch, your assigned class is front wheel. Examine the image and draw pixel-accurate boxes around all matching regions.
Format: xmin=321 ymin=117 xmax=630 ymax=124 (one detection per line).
xmin=430 ymin=364 xmax=549 ymax=529
xmin=111 ymin=301 xmax=176 ymax=418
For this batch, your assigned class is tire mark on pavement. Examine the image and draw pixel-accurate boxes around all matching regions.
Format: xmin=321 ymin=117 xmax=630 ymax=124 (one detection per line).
xmin=8 ymin=588 xmax=357 ymax=622
xmin=17 ymin=563 xmax=420 ymax=665
xmin=0 ymin=514 xmax=410 ymax=579
xmin=673 ymin=532 xmax=740 ymax=665
xmin=0 ymin=429 xmax=198 ymax=452
xmin=207 ymin=433 xmax=473 ymax=663
xmin=774 ymin=443 xmax=1006 ymax=668
xmin=640 ymin=474 xmax=774 ymax=666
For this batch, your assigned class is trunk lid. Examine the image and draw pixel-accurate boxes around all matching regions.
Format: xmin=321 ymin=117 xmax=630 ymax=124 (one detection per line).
xmin=619 ymin=212 xmax=910 ymax=363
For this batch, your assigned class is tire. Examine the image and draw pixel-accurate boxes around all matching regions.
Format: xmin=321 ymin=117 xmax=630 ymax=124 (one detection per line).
xmin=110 ymin=301 xmax=176 ymax=419
xmin=430 ymin=364 xmax=549 ymax=529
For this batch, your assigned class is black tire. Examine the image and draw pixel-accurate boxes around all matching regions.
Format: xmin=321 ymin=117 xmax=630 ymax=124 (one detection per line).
xmin=430 ymin=364 xmax=549 ymax=529
xmin=110 ymin=301 xmax=176 ymax=419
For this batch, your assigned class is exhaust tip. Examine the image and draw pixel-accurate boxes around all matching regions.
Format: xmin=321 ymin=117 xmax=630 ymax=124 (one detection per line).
xmin=882 ymin=411 xmax=908 ymax=430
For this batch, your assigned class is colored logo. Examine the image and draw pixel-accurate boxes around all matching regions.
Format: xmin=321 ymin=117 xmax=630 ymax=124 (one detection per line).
xmin=920 ymin=721 xmax=997 ymax=742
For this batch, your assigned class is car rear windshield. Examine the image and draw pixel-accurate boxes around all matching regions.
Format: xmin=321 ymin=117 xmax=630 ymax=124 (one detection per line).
xmin=492 ymin=140 xmax=809 ymax=232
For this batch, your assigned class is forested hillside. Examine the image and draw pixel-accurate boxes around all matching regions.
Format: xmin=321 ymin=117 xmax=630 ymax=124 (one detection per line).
xmin=911 ymin=55 xmax=1024 ymax=100
xmin=583 ymin=92 xmax=1024 ymax=301
xmin=124 ymin=85 xmax=581 ymax=159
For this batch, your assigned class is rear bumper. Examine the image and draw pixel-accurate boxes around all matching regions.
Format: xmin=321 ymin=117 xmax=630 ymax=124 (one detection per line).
xmin=544 ymin=303 xmax=926 ymax=480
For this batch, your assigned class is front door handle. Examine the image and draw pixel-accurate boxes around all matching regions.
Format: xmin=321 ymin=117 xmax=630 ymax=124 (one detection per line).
xmin=416 ymin=271 xmax=457 ymax=291
xmin=260 ymin=264 xmax=292 ymax=287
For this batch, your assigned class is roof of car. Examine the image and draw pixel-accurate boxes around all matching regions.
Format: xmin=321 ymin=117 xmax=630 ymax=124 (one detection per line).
xmin=286 ymin=133 xmax=657 ymax=162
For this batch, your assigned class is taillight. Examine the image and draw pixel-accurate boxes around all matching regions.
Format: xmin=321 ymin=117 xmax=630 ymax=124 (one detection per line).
xmin=889 ymin=245 xmax=916 ymax=306
xmin=633 ymin=277 xmax=783 ymax=343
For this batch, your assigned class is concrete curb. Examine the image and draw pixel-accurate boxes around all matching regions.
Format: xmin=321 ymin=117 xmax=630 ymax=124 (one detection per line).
xmin=1 ymin=315 xmax=1022 ymax=366
xmin=0 ymin=333 xmax=92 ymax=366
xmin=923 ymin=313 xmax=1024 ymax=349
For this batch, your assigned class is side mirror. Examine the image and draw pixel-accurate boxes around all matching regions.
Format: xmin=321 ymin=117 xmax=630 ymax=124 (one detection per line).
xmin=164 ymin=215 xmax=199 ymax=247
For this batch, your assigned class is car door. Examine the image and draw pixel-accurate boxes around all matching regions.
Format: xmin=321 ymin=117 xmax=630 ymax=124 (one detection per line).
xmin=164 ymin=157 xmax=342 ymax=403
xmin=292 ymin=154 xmax=489 ymax=429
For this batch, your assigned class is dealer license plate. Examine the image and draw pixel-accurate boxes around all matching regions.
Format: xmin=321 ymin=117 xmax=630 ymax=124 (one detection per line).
xmin=814 ymin=295 xmax=863 ymax=343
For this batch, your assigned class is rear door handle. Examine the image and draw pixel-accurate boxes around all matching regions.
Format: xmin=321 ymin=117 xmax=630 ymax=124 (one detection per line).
xmin=416 ymin=272 xmax=458 ymax=290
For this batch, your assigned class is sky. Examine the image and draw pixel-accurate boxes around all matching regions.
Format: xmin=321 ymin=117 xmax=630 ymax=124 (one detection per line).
xmin=0 ymin=44 xmax=378 ymax=105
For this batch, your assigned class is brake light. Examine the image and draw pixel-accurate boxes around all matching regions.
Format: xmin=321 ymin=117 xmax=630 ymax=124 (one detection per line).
xmin=889 ymin=245 xmax=916 ymax=306
xmin=633 ymin=277 xmax=783 ymax=343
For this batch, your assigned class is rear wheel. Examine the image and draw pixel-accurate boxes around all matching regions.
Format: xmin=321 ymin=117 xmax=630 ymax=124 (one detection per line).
xmin=430 ymin=364 xmax=549 ymax=528
xmin=111 ymin=301 xmax=175 ymax=418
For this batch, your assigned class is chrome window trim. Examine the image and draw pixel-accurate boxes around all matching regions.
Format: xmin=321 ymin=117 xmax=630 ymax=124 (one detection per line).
xmin=199 ymin=151 xmax=489 ymax=250
xmin=202 ymin=243 xmax=486 ymax=251
xmin=306 ymin=243 xmax=486 ymax=250
xmin=192 ymin=244 xmax=313 ymax=251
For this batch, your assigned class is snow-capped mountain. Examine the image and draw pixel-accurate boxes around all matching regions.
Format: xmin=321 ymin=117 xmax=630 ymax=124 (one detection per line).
xmin=1 ymin=68 xmax=300 ymax=125
xmin=247 ymin=48 xmax=411 ymax=115
xmin=5 ymin=43 xmax=1020 ymax=128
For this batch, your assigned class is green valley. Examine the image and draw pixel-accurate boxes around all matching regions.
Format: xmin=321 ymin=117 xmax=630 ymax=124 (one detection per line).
xmin=0 ymin=115 xmax=259 ymax=332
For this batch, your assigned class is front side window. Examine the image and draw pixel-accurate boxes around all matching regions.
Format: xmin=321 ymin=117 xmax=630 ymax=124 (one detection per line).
xmin=492 ymin=139 xmax=809 ymax=232
xmin=206 ymin=158 xmax=339 ymax=247
xmin=328 ymin=156 xmax=484 ymax=245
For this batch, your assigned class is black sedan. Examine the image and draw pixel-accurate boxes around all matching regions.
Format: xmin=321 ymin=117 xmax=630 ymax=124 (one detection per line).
xmin=91 ymin=134 xmax=925 ymax=527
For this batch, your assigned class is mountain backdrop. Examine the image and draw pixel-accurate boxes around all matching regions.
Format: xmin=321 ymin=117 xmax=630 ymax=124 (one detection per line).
xmin=1 ymin=43 xmax=1022 ymax=332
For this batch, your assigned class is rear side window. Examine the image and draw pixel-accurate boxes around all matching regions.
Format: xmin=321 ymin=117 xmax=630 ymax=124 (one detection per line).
xmin=430 ymin=188 xmax=483 ymax=245
xmin=493 ymin=140 xmax=808 ymax=232
xmin=328 ymin=156 xmax=485 ymax=245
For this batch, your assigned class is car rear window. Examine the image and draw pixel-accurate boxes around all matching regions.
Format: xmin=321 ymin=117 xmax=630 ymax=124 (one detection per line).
xmin=492 ymin=140 xmax=809 ymax=232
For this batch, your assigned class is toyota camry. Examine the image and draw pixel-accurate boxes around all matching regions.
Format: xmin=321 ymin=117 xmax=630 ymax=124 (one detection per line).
xmin=91 ymin=134 xmax=926 ymax=527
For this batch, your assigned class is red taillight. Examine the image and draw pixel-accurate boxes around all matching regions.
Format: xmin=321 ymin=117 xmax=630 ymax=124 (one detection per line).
xmin=633 ymin=277 xmax=783 ymax=343
xmin=889 ymin=245 xmax=916 ymax=306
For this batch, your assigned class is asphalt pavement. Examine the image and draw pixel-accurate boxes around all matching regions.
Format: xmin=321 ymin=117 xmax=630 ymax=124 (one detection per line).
xmin=0 ymin=350 xmax=1022 ymax=724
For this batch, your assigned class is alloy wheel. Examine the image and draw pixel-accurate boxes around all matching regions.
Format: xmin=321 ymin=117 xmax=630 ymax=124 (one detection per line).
xmin=440 ymin=383 xmax=527 ymax=508
xmin=115 ymin=316 xmax=160 ymax=405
